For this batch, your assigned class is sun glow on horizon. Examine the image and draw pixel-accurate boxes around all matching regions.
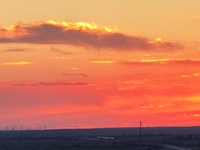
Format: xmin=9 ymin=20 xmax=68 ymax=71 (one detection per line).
xmin=156 ymin=38 xmax=163 ymax=42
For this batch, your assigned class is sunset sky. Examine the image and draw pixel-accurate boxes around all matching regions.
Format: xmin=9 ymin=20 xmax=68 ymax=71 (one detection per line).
xmin=0 ymin=0 xmax=200 ymax=130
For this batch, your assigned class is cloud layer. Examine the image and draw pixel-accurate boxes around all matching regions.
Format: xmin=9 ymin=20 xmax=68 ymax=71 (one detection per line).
xmin=119 ymin=59 xmax=200 ymax=66
xmin=0 ymin=21 xmax=184 ymax=51
xmin=0 ymin=81 xmax=89 ymax=87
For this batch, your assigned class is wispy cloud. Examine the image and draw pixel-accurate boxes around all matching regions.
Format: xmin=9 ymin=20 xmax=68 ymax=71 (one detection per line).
xmin=51 ymin=47 xmax=73 ymax=55
xmin=70 ymin=67 xmax=78 ymax=70
xmin=4 ymin=81 xmax=89 ymax=87
xmin=0 ymin=48 xmax=30 ymax=53
xmin=0 ymin=61 xmax=34 ymax=66
xmin=89 ymin=60 xmax=116 ymax=64
xmin=0 ymin=21 xmax=184 ymax=51
xmin=48 ymin=56 xmax=69 ymax=60
xmin=11 ymin=82 xmax=29 ymax=86
xmin=33 ymin=81 xmax=89 ymax=86
xmin=62 ymin=73 xmax=88 ymax=77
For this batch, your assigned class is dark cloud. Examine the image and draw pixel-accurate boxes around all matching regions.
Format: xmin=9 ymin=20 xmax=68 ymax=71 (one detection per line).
xmin=0 ymin=21 xmax=184 ymax=51
xmin=0 ymin=37 xmax=13 ymax=43
xmin=62 ymin=73 xmax=88 ymax=77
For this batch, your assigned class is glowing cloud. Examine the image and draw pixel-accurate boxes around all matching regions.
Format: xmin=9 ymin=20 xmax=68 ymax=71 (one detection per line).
xmin=90 ymin=60 xmax=116 ymax=64
xmin=0 ymin=21 xmax=184 ymax=51
xmin=0 ymin=61 xmax=33 ymax=66
xmin=119 ymin=59 xmax=200 ymax=66
xmin=70 ymin=67 xmax=78 ymax=70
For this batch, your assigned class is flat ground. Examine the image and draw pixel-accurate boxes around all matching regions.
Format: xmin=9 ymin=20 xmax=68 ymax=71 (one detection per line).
xmin=0 ymin=127 xmax=199 ymax=150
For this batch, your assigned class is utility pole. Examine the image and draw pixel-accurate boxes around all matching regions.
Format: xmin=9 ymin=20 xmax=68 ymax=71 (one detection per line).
xmin=140 ymin=121 xmax=142 ymax=140
xmin=13 ymin=125 xmax=16 ymax=131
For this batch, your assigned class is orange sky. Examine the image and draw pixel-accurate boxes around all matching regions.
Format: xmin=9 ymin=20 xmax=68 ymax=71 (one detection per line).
xmin=0 ymin=1 xmax=200 ymax=129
